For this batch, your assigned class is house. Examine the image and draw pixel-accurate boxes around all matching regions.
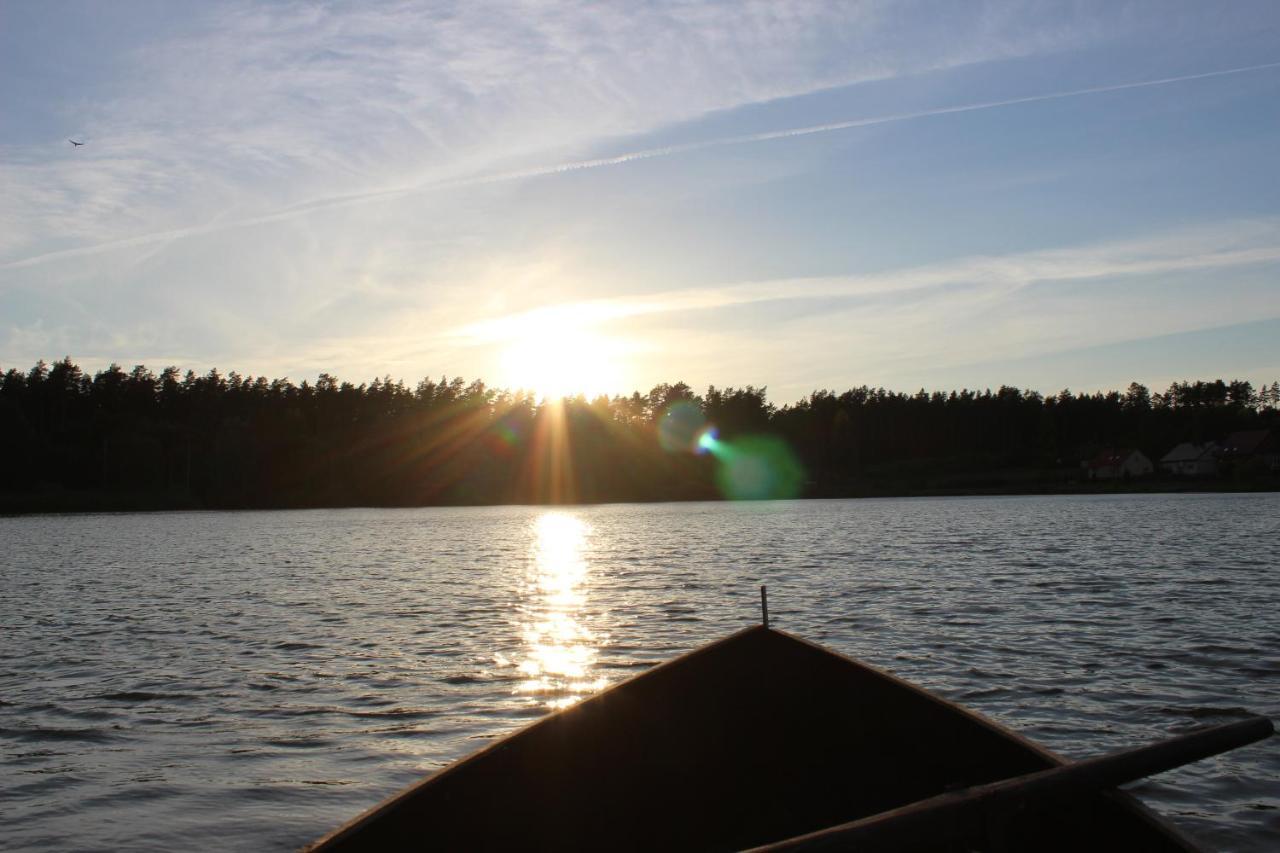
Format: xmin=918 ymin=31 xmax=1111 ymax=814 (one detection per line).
xmin=1085 ymin=448 xmax=1153 ymax=480
xmin=1159 ymin=442 xmax=1219 ymax=477
xmin=1218 ymin=429 xmax=1279 ymax=473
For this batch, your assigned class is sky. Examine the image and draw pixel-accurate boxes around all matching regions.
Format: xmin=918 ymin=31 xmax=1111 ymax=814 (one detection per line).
xmin=2 ymin=0 xmax=1279 ymax=404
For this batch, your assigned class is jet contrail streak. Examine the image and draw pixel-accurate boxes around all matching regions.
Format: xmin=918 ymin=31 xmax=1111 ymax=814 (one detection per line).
xmin=5 ymin=60 xmax=1279 ymax=271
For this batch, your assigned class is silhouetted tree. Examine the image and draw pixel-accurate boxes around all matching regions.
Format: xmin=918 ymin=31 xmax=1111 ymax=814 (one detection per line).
xmin=0 ymin=358 xmax=1275 ymax=511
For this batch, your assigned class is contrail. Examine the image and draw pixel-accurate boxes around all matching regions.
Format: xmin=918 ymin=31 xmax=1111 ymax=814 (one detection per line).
xmin=5 ymin=60 xmax=1278 ymax=271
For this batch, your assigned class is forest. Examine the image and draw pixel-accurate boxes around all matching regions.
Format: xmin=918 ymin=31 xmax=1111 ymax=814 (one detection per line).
xmin=2 ymin=357 xmax=1277 ymax=512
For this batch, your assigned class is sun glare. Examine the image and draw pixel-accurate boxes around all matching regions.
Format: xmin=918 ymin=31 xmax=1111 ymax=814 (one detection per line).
xmin=495 ymin=309 xmax=626 ymax=401
xmin=513 ymin=513 xmax=606 ymax=709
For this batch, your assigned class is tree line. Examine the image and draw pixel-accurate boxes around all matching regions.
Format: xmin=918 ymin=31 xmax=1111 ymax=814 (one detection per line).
xmin=2 ymin=358 xmax=1277 ymax=512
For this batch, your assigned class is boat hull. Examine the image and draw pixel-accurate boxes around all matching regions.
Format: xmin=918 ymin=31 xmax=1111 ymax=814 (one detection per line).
xmin=306 ymin=626 xmax=1200 ymax=852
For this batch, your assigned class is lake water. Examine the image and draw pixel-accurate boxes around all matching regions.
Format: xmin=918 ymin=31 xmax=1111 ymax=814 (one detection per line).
xmin=1 ymin=494 xmax=1277 ymax=851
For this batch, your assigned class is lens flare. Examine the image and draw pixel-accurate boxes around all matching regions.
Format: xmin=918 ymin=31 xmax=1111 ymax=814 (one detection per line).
xmin=658 ymin=401 xmax=707 ymax=453
xmin=652 ymin=401 xmax=805 ymax=500
xmin=489 ymin=420 xmax=521 ymax=454
xmin=705 ymin=435 xmax=805 ymax=501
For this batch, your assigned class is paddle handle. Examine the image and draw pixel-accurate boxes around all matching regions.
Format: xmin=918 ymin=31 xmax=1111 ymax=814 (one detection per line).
xmin=749 ymin=715 xmax=1274 ymax=852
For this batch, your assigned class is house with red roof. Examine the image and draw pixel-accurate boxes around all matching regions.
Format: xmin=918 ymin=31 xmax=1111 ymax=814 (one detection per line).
xmin=1084 ymin=448 xmax=1153 ymax=480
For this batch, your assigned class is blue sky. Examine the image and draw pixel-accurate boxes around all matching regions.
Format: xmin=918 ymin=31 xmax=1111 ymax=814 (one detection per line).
xmin=2 ymin=1 xmax=1278 ymax=403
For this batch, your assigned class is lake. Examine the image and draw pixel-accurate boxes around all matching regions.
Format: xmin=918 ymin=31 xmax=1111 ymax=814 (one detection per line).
xmin=2 ymin=494 xmax=1277 ymax=851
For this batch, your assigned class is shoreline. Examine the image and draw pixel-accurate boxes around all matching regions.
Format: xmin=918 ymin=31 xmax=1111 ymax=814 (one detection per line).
xmin=4 ymin=479 xmax=1277 ymax=516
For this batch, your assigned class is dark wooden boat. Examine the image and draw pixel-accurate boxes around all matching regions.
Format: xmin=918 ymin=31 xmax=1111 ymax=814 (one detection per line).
xmin=306 ymin=625 xmax=1267 ymax=852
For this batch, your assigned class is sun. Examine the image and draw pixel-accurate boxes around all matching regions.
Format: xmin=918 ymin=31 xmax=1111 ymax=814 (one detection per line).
xmin=496 ymin=310 xmax=626 ymax=401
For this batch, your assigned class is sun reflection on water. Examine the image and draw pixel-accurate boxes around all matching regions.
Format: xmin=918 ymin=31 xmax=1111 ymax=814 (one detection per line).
xmin=513 ymin=513 xmax=606 ymax=709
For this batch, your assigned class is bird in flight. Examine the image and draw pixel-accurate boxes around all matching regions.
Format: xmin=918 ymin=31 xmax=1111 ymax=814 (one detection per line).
xmin=68 ymin=139 xmax=84 ymax=147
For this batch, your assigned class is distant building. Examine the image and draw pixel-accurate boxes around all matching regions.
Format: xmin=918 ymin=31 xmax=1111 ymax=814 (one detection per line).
xmin=1159 ymin=442 xmax=1219 ymax=477
xmin=1218 ymin=429 xmax=1279 ymax=473
xmin=1085 ymin=448 xmax=1153 ymax=480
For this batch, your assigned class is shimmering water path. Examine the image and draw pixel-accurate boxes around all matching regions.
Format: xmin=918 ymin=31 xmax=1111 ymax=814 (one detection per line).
xmin=2 ymin=494 xmax=1278 ymax=850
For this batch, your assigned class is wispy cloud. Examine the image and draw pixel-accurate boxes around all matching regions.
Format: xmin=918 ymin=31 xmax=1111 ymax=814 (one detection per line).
xmin=434 ymin=215 xmax=1280 ymax=398
xmin=9 ymin=216 xmax=1278 ymax=395
xmin=5 ymin=1 xmax=1279 ymax=396
xmin=457 ymin=217 xmax=1280 ymax=337
xmin=7 ymin=58 xmax=1278 ymax=272
xmin=1 ymin=0 xmax=1134 ymax=270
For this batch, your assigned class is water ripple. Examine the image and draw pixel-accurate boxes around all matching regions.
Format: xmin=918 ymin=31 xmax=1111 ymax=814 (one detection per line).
xmin=1 ymin=494 xmax=1277 ymax=851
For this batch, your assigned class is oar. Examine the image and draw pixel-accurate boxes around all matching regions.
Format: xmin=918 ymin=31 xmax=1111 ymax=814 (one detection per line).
xmin=746 ymin=715 xmax=1274 ymax=852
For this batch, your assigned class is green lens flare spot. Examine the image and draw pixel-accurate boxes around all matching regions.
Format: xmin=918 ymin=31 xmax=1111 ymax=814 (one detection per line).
xmin=713 ymin=435 xmax=805 ymax=501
